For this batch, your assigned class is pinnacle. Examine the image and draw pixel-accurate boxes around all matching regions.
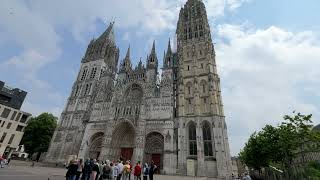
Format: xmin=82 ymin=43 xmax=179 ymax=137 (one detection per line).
xmin=125 ymin=45 xmax=130 ymax=59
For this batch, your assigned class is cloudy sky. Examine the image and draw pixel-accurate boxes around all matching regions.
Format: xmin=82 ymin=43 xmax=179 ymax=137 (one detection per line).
xmin=1 ymin=0 xmax=320 ymax=156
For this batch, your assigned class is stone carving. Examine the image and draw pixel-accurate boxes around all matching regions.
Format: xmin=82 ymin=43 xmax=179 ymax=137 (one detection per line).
xmin=165 ymin=130 xmax=171 ymax=143
xmin=65 ymin=133 xmax=73 ymax=142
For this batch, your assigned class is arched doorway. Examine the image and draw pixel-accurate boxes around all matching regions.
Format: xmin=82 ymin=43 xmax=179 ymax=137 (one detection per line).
xmin=88 ymin=132 xmax=104 ymax=160
xmin=110 ymin=121 xmax=136 ymax=161
xmin=144 ymin=132 xmax=164 ymax=174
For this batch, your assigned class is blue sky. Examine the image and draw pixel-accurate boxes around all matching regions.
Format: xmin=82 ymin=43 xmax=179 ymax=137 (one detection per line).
xmin=1 ymin=0 xmax=320 ymax=156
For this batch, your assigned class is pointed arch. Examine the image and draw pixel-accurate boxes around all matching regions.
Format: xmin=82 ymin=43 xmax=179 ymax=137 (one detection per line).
xmin=187 ymin=121 xmax=197 ymax=156
xmin=202 ymin=121 xmax=213 ymax=157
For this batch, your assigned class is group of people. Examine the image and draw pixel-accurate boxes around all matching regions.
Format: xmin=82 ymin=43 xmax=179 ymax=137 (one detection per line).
xmin=66 ymin=158 xmax=157 ymax=180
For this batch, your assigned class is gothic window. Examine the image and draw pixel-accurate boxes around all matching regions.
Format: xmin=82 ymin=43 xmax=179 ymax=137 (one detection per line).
xmin=203 ymin=84 xmax=206 ymax=93
xmin=203 ymin=121 xmax=213 ymax=156
xmin=195 ymin=32 xmax=198 ymax=38
xmin=199 ymin=24 xmax=203 ymax=30
xmin=81 ymin=68 xmax=88 ymax=81
xmin=188 ymin=86 xmax=191 ymax=94
xmin=200 ymin=31 xmax=203 ymax=37
xmin=201 ymin=63 xmax=204 ymax=69
xmin=189 ymin=122 xmax=197 ymax=156
xmin=187 ymin=65 xmax=190 ymax=71
xmin=189 ymin=33 xmax=192 ymax=39
xmin=90 ymin=67 xmax=97 ymax=79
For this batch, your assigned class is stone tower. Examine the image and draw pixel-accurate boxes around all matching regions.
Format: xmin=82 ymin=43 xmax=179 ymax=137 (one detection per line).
xmin=46 ymin=22 xmax=119 ymax=162
xmin=175 ymin=0 xmax=232 ymax=177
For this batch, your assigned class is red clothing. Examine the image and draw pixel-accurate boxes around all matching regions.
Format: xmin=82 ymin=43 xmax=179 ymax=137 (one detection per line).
xmin=134 ymin=164 xmax=142 ymax=176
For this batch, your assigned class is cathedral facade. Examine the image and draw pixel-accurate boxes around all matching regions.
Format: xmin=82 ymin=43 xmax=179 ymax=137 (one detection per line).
xmin=46 ymin=0 xmax=232 ymax=178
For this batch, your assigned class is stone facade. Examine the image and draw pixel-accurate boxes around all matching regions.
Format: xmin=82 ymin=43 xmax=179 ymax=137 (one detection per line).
xmin=46 ymin=0 xmax=232 ymax=178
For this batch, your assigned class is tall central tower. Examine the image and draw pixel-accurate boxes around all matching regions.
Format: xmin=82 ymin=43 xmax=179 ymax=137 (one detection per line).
xmin=175 ymin=0 xmax=232 ymax=177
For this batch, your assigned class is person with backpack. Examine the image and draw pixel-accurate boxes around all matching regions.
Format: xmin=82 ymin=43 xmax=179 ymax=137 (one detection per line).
xmin=82 ymin=159 xmax=92 ymax=180
xmin=122 ymin=161 xmax=131 ymax=180
xmin=101 ymin=161 xmax=111 ymax=180
xmin=133 ymin=161 xmax=142 ymax=180
xmin=66 ymin=160 xmax=78 ymax=180
xmin=112 ymin=162 xmax=119 ymax=180
xmin=142 ymin=163 xmax=149 ymax=180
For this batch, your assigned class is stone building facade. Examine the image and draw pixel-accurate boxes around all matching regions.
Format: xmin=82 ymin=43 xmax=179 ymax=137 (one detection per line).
xmin=46 ymin=0 xmax=232 ymax=178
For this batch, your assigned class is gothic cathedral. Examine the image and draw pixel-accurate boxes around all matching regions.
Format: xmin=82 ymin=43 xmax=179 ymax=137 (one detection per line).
xmin=46 ymin=0 xmax=232 ymax=178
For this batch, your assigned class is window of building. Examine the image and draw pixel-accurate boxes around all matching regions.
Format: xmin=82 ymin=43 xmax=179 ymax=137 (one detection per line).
xmin=0 ymin=132 xmax=7 ymax=143
xmin=203 ymin=84 xmax=206 ymax=93
xmin=187 ymin=65 xmax=190 ymax=71
xmin=201 ymin=63 xmax=204 ymax=69
xmin=189 ymin=122 xmax=197 ymax=155
xmin=1 ymin=121 xmax=5 ymax=127
xmin=16 ymin=125 xmax=24 ymax=132
xmin=1 ymin=108 xmax=11 ymax=118
xmin=8 ymin=134 xmax=15 ymax=144
xmin=6 ymin=122 xmax=12 ymax=129
xmin=188 ymin=86 xmax=191 ymax=94
xmin=10 ymin=111 xmax=17 ymax=120
xmin=80 ymin=68 xmax=88 ymax=81
xmin=203 ymin=122 xmax=213 ymax=156
xmin=90 ymin=67 xmax=97 ymax=79
xmin=15 ymin=113 xmax=22 ymax=121
xmin=20 ymin=114 xmax=28 ymax=123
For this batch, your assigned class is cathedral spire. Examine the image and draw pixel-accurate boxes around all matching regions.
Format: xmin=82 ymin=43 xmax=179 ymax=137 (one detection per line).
xmin=147 ymin=40 xmax=158 ymax=70
xmin=164 ymin=38 xmax=173 ymax=69
xmin=119 ymin=45 xmax=132 ymax=73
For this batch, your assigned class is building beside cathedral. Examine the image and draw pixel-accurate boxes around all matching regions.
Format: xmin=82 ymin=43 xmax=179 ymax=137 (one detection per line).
xmin=46 ymin=0 xmax=232 ymax=178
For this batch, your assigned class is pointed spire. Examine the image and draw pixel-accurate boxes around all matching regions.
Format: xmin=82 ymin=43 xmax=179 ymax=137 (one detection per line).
xmin=147 ymin=40 xmax=158 ymax=70
xmin=151 ymin=40 xmax=156 ymax=55
xmin=125 ymin=45 xmax=130 ymax=59
xmin=166 ymin=38 xmax=172 ymax=55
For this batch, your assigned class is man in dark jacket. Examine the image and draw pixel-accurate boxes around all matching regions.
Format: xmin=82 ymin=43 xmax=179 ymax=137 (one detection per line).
xmin=66 ymin=160 xmax=78 ymax=180
xmin=148 ymin=161 xmax=157 ymax=180
xmin=82 ymin=159 xmax=92 ymax=180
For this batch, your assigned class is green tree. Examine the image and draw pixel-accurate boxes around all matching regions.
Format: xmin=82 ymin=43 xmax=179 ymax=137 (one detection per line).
xmin=21 ymin=113 xmax=57 ymax=156
xmin=239 ymin=112 xmax=320 ymax=178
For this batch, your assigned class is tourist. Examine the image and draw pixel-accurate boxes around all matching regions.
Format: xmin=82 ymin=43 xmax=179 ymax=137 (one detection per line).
xmin=82 ymin=159 xmax=92 ymax=180
xmin=101 ymin=160 xmax=111 ymax=180
xmin=142 ymin=163 xmax=149 ymax=180
xmin=242 ymin=172 xmax=252 ymax=180
xmin=91 ymin=159 xmax=99 ymax=180
xmin=116 ymin=160 xmax=124 ymax=180
xmin=96 ymin=160 xmax=103 ymax=180
xmin=66 ymin=160 xmax=78 ymax=180
xmin=75 ymin=159 xmax=84 ymax=180
xmin=122 ymin=161 xmax=131 ymax=180
xmin=0 ymin=156 xmax=4 ymax=168
xmin=133 ymin=161 xmax=142 ymax=180
xmin=112 ymin=162 xmax=119 ymax=180
xmin=128 ymin=160 xmax=132 ymax=180
xmin=148 ymin=161 xmax=157 ymax=180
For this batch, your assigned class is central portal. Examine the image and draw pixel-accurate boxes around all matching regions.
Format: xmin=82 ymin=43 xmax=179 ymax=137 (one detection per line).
xmin=110 ymin=121 xmax=136 ymax=161
xmin=121 ymin=148 xmax=133 ymax=161
xmin=144 ymin=132 xmax=164 ymax=174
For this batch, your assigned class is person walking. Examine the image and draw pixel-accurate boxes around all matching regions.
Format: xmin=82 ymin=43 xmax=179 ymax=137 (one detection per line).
xmin=91 ymin=159 xmax=99 ymax=180
xmin=66 ymin=160 xmax=78 ymax=180
xmin=75 ymin=159 xmax=84 ymax=180
xmin=142 ymin=163 xmax=149 ymax=180
xmin=116 ymin=160 xmax=124 ymax=180
xmin=148 ymin=161 xmax=157 ymax=180
xmin=101 ymin=161 xmax=111 ymax=180
xmin=112 ymin=162 xmax=119 ymax=180
xmin=82 ymin=159 xmax=92 ymax=180
xmin=122 ymin=161 xmax=131 ymax=180
xmin=133 ymin=161 xmax=142 ymax=180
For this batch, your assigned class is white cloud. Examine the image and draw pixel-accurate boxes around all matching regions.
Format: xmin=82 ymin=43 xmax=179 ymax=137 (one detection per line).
xmin=215 ymin=24 xmax=320 ymax=155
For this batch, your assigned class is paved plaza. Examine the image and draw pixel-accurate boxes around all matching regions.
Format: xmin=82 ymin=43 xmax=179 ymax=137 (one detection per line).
xmin=0 ymin=161 xmax=221 ymax=180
